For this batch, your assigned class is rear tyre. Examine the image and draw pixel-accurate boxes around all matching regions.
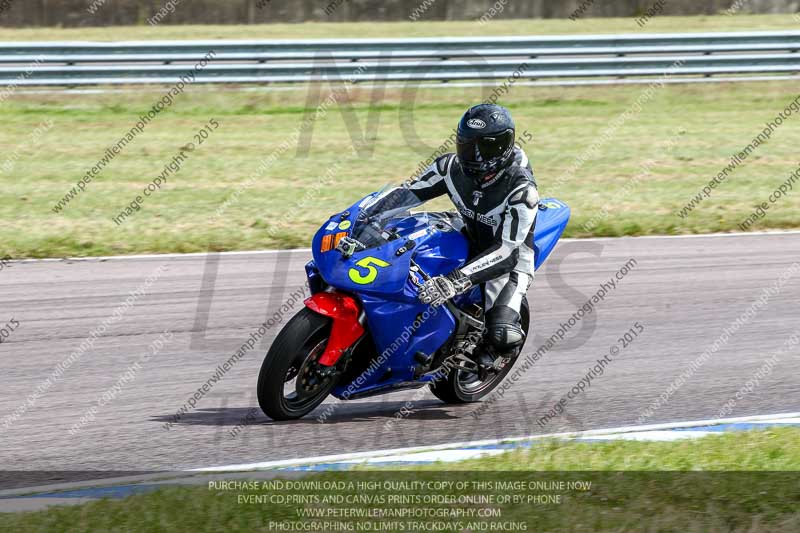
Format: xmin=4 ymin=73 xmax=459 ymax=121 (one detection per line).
xmin=431 ymin=298 xmax=530 ymax=404
xmin=257 ymin=308 xmax=338 ymax=420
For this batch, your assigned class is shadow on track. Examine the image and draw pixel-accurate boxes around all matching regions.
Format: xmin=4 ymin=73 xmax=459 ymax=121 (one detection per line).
xmin=150 ymin=400 xmax=471 ymax=427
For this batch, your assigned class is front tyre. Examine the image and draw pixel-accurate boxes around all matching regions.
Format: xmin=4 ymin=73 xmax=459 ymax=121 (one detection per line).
xmin=257 ymin=308 xmax=338 ymax=420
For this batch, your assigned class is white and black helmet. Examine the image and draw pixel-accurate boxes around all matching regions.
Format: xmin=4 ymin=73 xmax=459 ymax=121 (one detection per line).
xmin=456 ymin=104 xmax=516 ymax=182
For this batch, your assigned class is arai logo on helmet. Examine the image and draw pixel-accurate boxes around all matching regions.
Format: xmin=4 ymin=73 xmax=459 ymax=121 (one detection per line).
xmin=466 ymin=118 xmax=486 ymax=129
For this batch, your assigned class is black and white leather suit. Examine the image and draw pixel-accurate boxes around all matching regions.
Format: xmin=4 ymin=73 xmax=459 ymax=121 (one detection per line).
xmin=363 ymin=145 xmax=539 ymax=352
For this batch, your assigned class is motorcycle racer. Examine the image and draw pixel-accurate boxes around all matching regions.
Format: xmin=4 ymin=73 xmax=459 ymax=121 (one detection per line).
xmin=361 ymin=104 xmax=539 ymax=358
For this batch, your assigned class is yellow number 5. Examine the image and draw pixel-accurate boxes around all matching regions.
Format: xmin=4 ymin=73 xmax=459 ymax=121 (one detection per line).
xmin=348 ymin=256 xmax=390 ymax=285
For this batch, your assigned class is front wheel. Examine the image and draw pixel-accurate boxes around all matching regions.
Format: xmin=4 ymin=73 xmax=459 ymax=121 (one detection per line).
xmin=257 ymin=308 xmax=338 ymax=420
xmin=430 ymin=298 xmax=529 ymax=403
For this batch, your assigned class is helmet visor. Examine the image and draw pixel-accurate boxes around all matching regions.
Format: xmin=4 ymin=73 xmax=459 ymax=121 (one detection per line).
xmin=456 ymin=129 xmax=514 ymax=169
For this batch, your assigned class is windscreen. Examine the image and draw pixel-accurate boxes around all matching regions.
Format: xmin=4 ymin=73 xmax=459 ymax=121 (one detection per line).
xmin=351 ymin=187 xmax=421 ymax=250
xmin=351 ymin=211 xmax=427 ymax=251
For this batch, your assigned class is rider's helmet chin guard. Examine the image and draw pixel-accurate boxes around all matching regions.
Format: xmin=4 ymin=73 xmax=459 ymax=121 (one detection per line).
xmin=456 ymin=103 xmax=516 ymax=184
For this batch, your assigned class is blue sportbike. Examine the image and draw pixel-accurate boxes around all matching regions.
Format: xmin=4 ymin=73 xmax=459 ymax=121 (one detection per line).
xmin=257 ymin=190 xmax=570 ymax=420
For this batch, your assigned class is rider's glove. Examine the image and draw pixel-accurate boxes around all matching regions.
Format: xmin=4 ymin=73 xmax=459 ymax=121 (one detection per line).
xmin=418 ymin=270 xmax=472 ymax=307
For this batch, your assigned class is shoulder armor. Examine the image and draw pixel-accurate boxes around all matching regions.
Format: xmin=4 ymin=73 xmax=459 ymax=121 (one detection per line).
xmin=508 ymin=183 xmax=539 ymax=209
xmin=436 ymin=153 xmax=454 ymax=176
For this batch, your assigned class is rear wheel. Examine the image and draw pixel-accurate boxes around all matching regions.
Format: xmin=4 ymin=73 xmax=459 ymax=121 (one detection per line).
xmin=431 ymin=298 xmax=530 ymax=404
xmin=257 ymin=308 xmax=339 ymax=420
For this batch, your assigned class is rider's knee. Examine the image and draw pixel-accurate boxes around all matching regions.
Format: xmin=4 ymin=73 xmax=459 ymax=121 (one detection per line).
xmin=486 ymin=305 xmax=525 ymax=351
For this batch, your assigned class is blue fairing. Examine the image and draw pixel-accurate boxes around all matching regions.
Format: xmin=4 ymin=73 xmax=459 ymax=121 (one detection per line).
xmin=307 ymin=193 xmax=570 ymax=399
xmin=533 ymin=198 xmax=570 ymax=269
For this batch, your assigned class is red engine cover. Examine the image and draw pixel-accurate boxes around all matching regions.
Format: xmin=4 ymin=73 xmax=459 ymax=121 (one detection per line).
xmin=304 ymin=291 xmax=364 ymax=366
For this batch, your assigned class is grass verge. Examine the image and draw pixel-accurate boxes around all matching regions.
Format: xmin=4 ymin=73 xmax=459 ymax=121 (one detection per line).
xmin=1 ymin=428 xmax=799 ymax=531
xmin=0 ymin=14 xmax=797 ymax=41
xmin=2 ymin=77 xmax=799 ymax=258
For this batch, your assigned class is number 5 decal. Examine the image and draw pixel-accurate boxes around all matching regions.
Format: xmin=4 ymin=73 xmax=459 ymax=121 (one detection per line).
xmin=348 ymin=256 xmax=390 ymax=285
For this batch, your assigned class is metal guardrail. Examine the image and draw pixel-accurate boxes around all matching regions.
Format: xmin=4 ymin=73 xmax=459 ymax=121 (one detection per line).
xmin=0 ymin=31 xmax=798 ymax=86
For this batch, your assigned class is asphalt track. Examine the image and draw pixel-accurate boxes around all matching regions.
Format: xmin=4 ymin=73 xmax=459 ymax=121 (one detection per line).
xmin=1 ymin=232 xmax=799 ymax=472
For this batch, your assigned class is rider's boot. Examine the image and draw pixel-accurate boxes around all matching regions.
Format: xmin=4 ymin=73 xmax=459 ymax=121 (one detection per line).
xmin=475 ymin=346 xmax=496 ymax=369
xmin=468 ymin=306 xmax=526 ymax=372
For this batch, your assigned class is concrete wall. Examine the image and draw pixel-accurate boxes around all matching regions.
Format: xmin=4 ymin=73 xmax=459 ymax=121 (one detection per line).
xmin=0 ymin=0 xmax=798 ymax=27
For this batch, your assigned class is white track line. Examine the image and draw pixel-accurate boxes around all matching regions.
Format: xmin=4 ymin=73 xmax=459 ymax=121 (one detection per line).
xmin=193 ymin=411 xmax=800 ymax=472
xmin=1 ymin=412 xmax=794 ymax=498
xmin=6 ymin=248 xmax=313 ymax=263
xmin=8 ymin=229 xmax=800 ymax=264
